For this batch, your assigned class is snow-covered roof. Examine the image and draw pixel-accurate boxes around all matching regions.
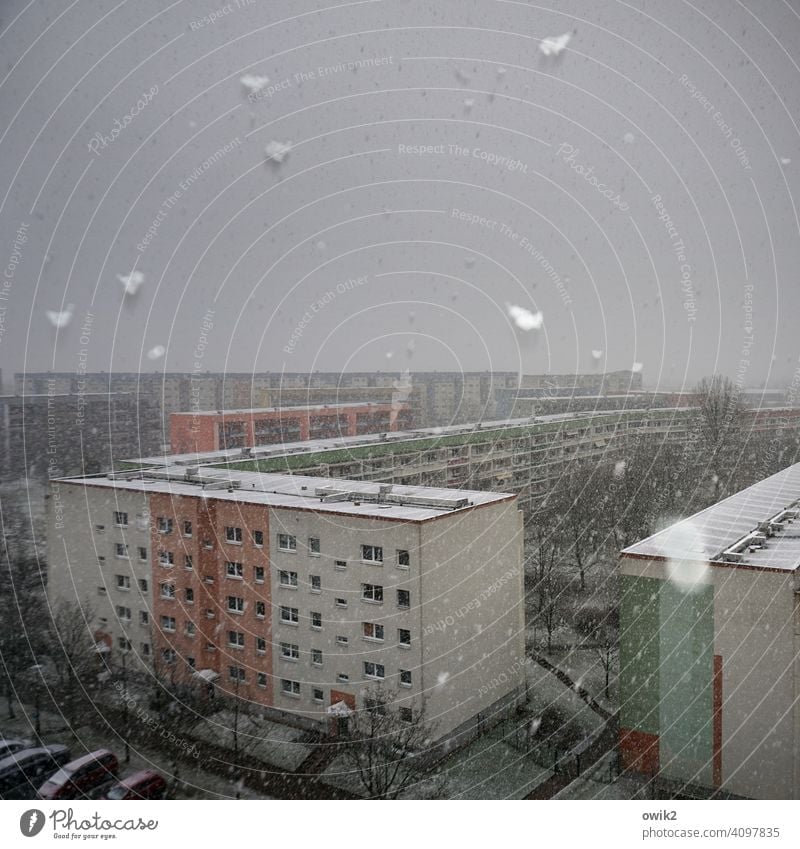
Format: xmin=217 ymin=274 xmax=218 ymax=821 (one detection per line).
xmin=621 ymin=462 xmax=800 ymax=572
xmin=56 ymin=467 xmax=514 ymax=522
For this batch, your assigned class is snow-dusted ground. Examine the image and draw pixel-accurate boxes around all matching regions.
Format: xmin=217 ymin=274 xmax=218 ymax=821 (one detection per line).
xmin=555 ymin=752 xmax=647 ymax=800
xmin=192 ymin=710 xmax=314 ymax=771
xmin=1 ymin=702 xmax=272 ymax=799
xmin=542 ymin=646 xmax=619 ymax=714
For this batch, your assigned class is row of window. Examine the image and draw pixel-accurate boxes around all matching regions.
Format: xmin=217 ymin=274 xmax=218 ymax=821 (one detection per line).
xmin=277 ymin=535 xmax=411 ymax=568
xmin=277 ymin=573 xmax=410 ymax=608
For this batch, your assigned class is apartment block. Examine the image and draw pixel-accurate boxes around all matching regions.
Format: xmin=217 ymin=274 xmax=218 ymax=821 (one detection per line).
xmin=619 ymin=462 xmax=800 ymax=799
xmin=0 ymin=392 xmax=161 ymax=483
xmin=170 ymin=402 xmax=412 ymax=454
xmin=47 ymin=468 xmax=525 ymax=743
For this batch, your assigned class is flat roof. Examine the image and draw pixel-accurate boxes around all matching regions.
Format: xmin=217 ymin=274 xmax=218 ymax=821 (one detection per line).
xmin=172 ymin=401 xmax=400 ymax=417
xmin=621 ymin=461 xmax=800 ymax=572
xmin=57 ymin=468 xmax=515 ymax=522
xmin=132 ymin=407 xmax=692 ymax=466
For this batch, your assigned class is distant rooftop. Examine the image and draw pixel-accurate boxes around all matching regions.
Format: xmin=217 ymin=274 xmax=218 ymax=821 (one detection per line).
xmin=621 ymin=462 xmax=800 ymax=572
xmin=173 ymin=401 xmax=400 ymax=417
xmin=58 ymin=468 xmax=514 ymax=522
xmin=132 ymin=407 xmax=690 ymax=467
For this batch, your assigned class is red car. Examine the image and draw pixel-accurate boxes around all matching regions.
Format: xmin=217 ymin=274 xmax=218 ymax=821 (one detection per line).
xmin=38 ymin=749 xmax=118 ymax=799
xmin=103 ymin=769 xmax=167 ymax=800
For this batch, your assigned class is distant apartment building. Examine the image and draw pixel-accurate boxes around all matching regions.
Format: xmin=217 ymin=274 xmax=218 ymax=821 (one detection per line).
xmin=170 ymin=402 xmax=412 ymax=455
xmin=131 ymin=407 xmax=800 ymax=519
xmin=47 ymin=468 xmax=525 ymax=743
xmin=0 ymin=392 xmax=161 ymax=483
xmin=619 ymin=462 xmax=800 ymax=799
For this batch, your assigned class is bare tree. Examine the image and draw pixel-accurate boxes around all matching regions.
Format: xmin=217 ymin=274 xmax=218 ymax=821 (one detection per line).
xmin=46 ymin=597 xmax=103 ymax=726
xmin=573 ymin=604 xmax=619 ymax=700
xmin=340 ymin=687 xmax=434 ymax=799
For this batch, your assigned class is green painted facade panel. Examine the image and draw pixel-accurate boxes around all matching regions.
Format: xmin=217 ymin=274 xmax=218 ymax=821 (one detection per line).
xmin=620 ymin=575 xmax=661 ymax=734
xmin=658 ymin=582 xmax=715 ymax=784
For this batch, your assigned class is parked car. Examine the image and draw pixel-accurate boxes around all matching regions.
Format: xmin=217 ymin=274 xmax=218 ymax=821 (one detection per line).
xmin=38 ymin=749 xmax=119 ymax=800
xmin=0 ymin=745 xmax=71 ymax=799
xmin=0 ymin=738 xmax=35 ymax=759
xmin=103 ymin=769 xmax=167 ymax=800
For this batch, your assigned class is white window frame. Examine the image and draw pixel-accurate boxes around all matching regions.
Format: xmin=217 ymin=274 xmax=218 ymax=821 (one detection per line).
xmin=361 ymin=583 xmax=384 ymax=603
xmin=279 ymin=605 xmax=299 ymax=625
xmin=160 ymin=615 xmax=176 ymax=633
xmin=361 ymin=544 xmax=383 ymax=563
xmin=225 ymin=561 xmax=244 ymax=579
xmin=363 ymin=661 xmax=385 ymax=680
xmin=308 ymin=537 xmax=321 ymax=556
xmin=278 ymin=533 xmax=297 ymax=552
xmin=225 ymin=526 xmax=243 ymax=544
xmin=227 ymin=595 xmax=244 ymax=613
xmin=228 ymin=630 xmax=245 ymax=648
xmin=280 ymin=678 xmax=301 ymax=697
xmin=160 ymin=583 xmax=175 ymax=600
xmin=310 ymin=612 xmax=322 ymax=630
xmin=363 ymin=622 xmax=384 ymax=641
xmin=280 ymin=642 xmax=299 ymax=660
xmin=113 ymin=511 xmax=128 ymax=527
xmin=279 ymin=570 xmax=298 ymax=588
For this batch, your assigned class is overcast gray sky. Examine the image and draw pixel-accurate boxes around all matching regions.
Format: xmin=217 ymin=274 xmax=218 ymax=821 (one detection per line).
xmin=1 ymin=0 xmax=799 ymax=390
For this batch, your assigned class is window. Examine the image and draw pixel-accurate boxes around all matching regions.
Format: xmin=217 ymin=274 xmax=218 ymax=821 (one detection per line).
xmin=139 ymin=611 xmax=149 ymax=625
xmin=185 ymin=587 xmax=194 ymax=603
xmin=256 ymin=637 xmax=266 ymax=655
xmin=186 ymin=622 xmax=196 ymax=637
xmin=279 ymin=606 xmax=298 ymax=624
xmin=203 ymin=539 xmax=213 ymax=550
xmin=116 ymin=575 xmax=130 ymax=590
xmin=361 ymin=544 xmax=383 ymax=563
xmin=184 ymin=554 xmax=193 ymax=570
xmin=161 ymin=615 xmax=176 ymax=632
xmin=365 ymin=697 xmax=386 ymax=716
xmin=95 ymin=523 xmax=105 ymax=532
xmin=336 ymin=673 xmax=349 ymax=683
xmin=255 ymin=601 xmax=266 ymax=619
xmin=141 ymin=643 xmax=151 ymax=657
xmin=183 ymin=520 xmax=192 ymax=537
xmin=398 ymin=628 xmax=411 ymax=647
xmin=397 ymin=549 xmax=410 ymax=568
xmin=310 ymin=575 xmax=321 ymax=593
xmin=162 ymin=648 xmax=176 ymax=664
xmin=115 ymin=543 xmax=129 ymax=558
xmin=281 ymin=679 xmax=300 ymax=697
xmin=254 ymin=566 xmax=265 ymax=584
xmin=399 ymin=669 xmax=412 ymax=687
xmin=313 ymin=688 xmax=324 ymax=703
xmin=257 ymin=672 xmax=267 ymax=688
xmin=160 ymin=583 xmax=175 ymax=600
xmin=361 ymin=583 xmax=383 ymax=603
xmin=97 ymin=586 xmax=107 ymax=596
xmin=336 ymin=635 xmax=349 ymax=647
xmin=116 ymin=605 xmax=131 ymax=621
xmin=225 ymin=526 xmax=243 ymax=544
xmin=335 ymin=597 xmax=347 ymax=608
xmin=399 ymin=707 xmax=413 ymax=723
xmin=205 ymin=642 xmax=217 ymax=652
xmin=278 ymin=533 xmax=296 ymax=551
xmin=138 ymin=546 xmax=147 ymax=561
xmin=364 ymin=661 xmax=385 ymax=680
xmin=159 ymin=551 xmax=174 ymax=567
xmin=280 ymin=642 xmax=299 ymax=660
xmin=281 ymin=679 xmax=301 ymax=698
xmin=187 ymin=657 xmax=196 ymax=668
xmin=308 ymin=537 xmax=321 ymax=555
xmin=114 ymin=511 xmax=128 ymax=527
xmin=311 ymin=649 xmax=323 ymax=666
xmin=229 ymin=665 xmax=245 ymax=683
xmin=228 ymin=630 xmax=245 ymax=648
xmin=138 ymin=578 xmax=148 ymax=593
xmin=310 ymin=611 xmax=322 ymax=629
xmin=397 ymin=589 xmax=410 ymax=609
xmin=334 ymin=560 xmax=347 ymax=571
xmin=279 ymin=570 xmax=298 ymax=587
xmin=227 ymin=596 xmax=244 ymax=613
xmin=253 ymin=530 xmax=264 ymax=547
xmin=157 ymin=517 xmax=173 ymax=534
xmin=225 ymin=561 xmax=243 ymax=579
xmin=363 ymin=622 xmax=384 ymax=641
xmin=205 ymin=609 xmax=215 ymax=620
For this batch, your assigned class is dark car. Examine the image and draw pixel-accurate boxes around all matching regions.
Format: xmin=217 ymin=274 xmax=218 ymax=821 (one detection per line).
xmin=103 ymin=769 xmax=167 ymax=800
xmin=0 ymin=744 xmax=71 ymax=799
xmin=38 ymin=749 xmax=119 ymax=800
xmin=0 ymin=738 xmax=35 ymax=759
